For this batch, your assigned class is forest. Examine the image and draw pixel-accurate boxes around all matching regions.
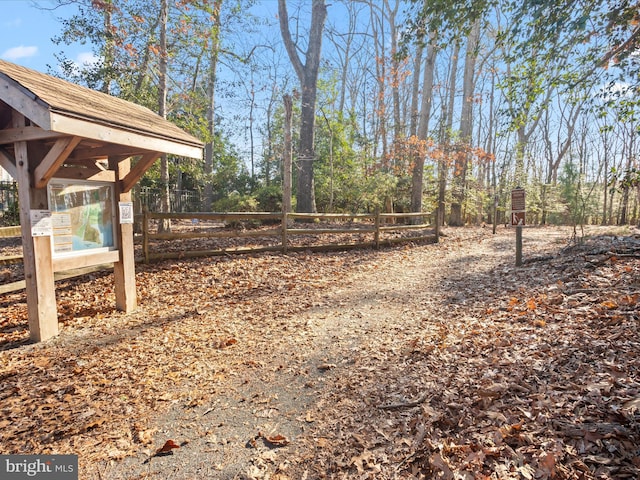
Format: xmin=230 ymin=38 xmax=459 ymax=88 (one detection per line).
xmin=25 ymin=0 xmax=638 ymax=227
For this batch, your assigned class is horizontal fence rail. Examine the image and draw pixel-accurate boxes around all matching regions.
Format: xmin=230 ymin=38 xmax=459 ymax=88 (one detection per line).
xmin=0 ymin=226 xmax=21 ymax=238
xmin=143 ymin=210 xmax=434 ymax=262
xmin=0 ymin=211 xmax=434 ymax=293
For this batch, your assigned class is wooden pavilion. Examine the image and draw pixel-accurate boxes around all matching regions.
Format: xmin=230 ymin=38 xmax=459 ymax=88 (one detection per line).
xmin=0 ymin=60 xmax=203 ymax=342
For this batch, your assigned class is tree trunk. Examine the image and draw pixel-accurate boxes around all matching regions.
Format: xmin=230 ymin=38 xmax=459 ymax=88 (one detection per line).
xmin=437 ymin=41 xmax=460 ymax=229
xmin=249 ymin=78 xmax=256 ymax=186
xmin=134 ymin=14 xmax=161 ymax=97
xmin=620 ymin=129 xmax=635 ymax=224
xmin=408 ymin=43 xmax=423 ymax=138
xmin=410 ymin=37 xmax=436 ymax=215
xmin=325 ymin=1 xmax=361 ymax=118
xmin=203 ymin=1 xmax=222 ymax=211
xmin=369 ymin=1 xmax=387 ymax=163
xmin=158 ymin=0 xmax=171 ymax=233
xmin=101 ymin=0 xmax=115 ymax=95
xmin=543 ymin=99 xmax=581 ymax=225
xmin=385 ymin=0 xmax=401 ymax=141
xmin=282 ymin=94 xmax=293 ymax=214
xmin=485 ymin=59 xmax=497 ymax=231
xmin=264 ymin=85 xmax=277 ymax=187
xmin=449 ymin=19 xmax=480 ymax=227
xmin=602 ymin=130 xmax=610 ymax=225
xmin=278 ymin=0 xmax=327 ymax=213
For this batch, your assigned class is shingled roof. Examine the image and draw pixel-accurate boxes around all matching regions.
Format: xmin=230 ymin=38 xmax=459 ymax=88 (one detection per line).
xmin=0 ymin=59 xmax=202 ymax=157
xmin=0 ymin=60 xmax=203 ymax=191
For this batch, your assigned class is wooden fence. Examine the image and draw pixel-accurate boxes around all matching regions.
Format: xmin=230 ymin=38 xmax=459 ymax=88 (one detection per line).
xmin=143 ymin=210 xmax=435 ymax=263
xmin=0 ymin=226 xmax=20 ymax=238
xmin=0 ymin=212 xmax=434 ymax=294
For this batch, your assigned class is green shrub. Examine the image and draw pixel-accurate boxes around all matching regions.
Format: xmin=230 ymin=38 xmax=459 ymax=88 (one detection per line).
xmin=212 ymin=193 xmax=260 ymax=228
xmin=1 ymin=200 xmax=20 ymax=226
xmin=254 ymin=185 xmax=283 ymax=212
xmin=211 ymin=192 xmax=258 ymax=212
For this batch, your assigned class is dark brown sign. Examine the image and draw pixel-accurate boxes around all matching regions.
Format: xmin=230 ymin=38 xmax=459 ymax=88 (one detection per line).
xmin=511 ymin=188 xmax=526 ymax=212
xmin=511 ymin=211 xmax=526 ymax=226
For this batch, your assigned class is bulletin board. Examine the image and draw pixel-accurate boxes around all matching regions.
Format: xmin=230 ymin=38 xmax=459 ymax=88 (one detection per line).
xmin=47 ymin=179 xmax=117 ymax=256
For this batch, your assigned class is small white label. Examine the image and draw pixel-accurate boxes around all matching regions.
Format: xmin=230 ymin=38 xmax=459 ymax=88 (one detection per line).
xmin=30 ymin=210 xmax=53 ymax=236
xmin=119 ymin=202 xmax=134 ymax=224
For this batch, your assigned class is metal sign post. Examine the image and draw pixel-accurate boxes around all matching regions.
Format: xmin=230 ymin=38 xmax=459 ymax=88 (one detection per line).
xmin=511 ymin=187 xmax=526 ymax=266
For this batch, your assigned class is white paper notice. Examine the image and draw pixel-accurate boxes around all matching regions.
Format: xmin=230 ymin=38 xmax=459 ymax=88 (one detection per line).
xmin=119 ymin=202 xmax=134 ymax=224
xmin=30 ymin=210 xmax=53 ymax=236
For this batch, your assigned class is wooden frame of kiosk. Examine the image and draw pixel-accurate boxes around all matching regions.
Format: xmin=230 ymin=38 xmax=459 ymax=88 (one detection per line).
xmin=0 ymin=60 xmax=203 ymax=342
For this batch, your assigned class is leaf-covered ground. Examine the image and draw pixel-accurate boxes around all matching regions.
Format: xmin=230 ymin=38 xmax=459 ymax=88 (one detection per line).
xmin=1 ymin=226 xmax=639 ymax=479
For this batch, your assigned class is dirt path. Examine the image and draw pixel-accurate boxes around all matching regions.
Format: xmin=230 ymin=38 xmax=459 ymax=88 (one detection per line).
xmin=90 ymin=226 xmax=578 ymax=479
xmin=2 ymin=225 xmax=637 ymax=479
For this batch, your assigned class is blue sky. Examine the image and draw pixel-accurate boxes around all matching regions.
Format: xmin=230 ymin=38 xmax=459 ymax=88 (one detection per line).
xmin=0 ymin=0 xmax=88 ymax=73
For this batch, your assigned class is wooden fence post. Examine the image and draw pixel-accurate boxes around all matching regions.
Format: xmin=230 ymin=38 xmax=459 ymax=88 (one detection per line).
xmin=143 ymin=207 xmax=149 ymax=263
xmin=282 ymin=212 xmax=288 ymax=253
xmin=515 ymin=225 xmax=523 ymax=267
xmin=435 ymin=205 xmax=441 ymax=243
xmin=374 ymin=208 xmax=381 ymax=249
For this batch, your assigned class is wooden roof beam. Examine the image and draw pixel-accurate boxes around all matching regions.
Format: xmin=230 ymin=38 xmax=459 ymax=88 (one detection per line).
xmin=64 ymin=157 xmax=109 ymax=170
xmin=69 ymin=144 xmax=152 ymax=161
xmin=54 ymin=166 xmax=115 ymax=183
xmin=0 ymin=126 xmax=66 ymax=145
xmin=0 ymin=146 xmax=16 ymax=179
xmin=50 ymin=113 xmax=202 ymax=159
xmin=0 ymin=74 xmax=51 ymax=128
xmin=63 ymin=158 xmax=108 ymax=170
xmin=34 ymin=136 xmax=82 ymax=188
xmin=120 ymin=152 xmax=161 ymax=193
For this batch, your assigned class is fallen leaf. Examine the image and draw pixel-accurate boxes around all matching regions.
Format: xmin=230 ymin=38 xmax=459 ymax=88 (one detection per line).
xmin=263 ymin=433 xmax=290 ymax=448
xmin=317 ymin=363 xmax=336 ymax=371
xmin=215 ymin=337 xmax=237 ymax=348
xmin=156 ymin=439 xmax=180 ymax=454
xmin=430 ymin=452 xmax=454 ymax=479
xmin=533 ymin=318 xmax=546 ymax=327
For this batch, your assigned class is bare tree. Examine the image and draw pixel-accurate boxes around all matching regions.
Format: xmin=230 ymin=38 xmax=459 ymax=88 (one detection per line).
xmin=385 ymin=0 xmax=402 ymax=140
xmin=436 ymin=41 xmax=460 ymax=228
xmin=540 ymin=96 xmax=582 ymax=224
xmin=158 ymin=0 xmax=170 ymax=232
xmin=410 ymin=35 xmax=437 ymax=215
xmin=326 ymin=1 xmax=367 ymax=117
xmin=203 ymin=0 xmax=222 ymax=211
xmin=283 ymin=94 xmax=293 ymax=214
xmin=278 ymin=0 xmax=328 ymax=213
xmin=449 ymin=19 xmax=480 ymax=226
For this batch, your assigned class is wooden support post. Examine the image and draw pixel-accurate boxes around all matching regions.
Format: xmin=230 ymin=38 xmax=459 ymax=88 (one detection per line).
xmin=110 ymin=156 xmax=137 ymax=312
xmin=13 ymin=113 xmax=58 ymax=342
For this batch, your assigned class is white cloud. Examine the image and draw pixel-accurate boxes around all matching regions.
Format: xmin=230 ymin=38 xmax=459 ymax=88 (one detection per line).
xmin=76 ymin=52 xmax=100 ymax=68
xmin=1 ymin=45 xmax=38 ymax=61
xmin=600 ymin=81 xmax=632 ymax=101
xmin=55 ymin=52 xmax=102 ymax=77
